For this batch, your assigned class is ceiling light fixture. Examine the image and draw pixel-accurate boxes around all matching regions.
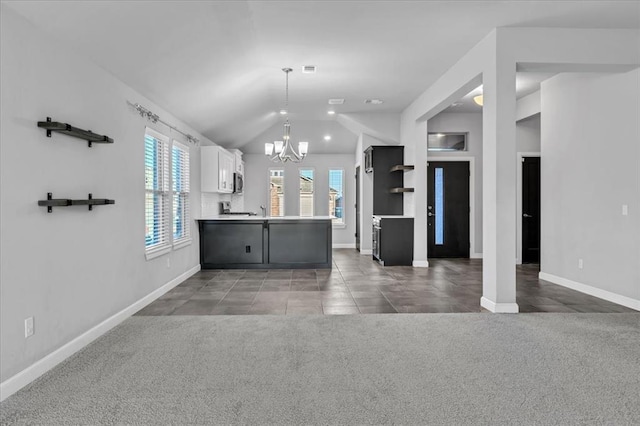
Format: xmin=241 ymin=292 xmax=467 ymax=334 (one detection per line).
xmin=473 ymin=95 xmax=483 ymax=106
xmin=327 ymin=110 xmax=336 ymax=115
xmin=324 ymin=135 xmax=331 ymax=141
xmin=265 ymin=68 xmax=308 ymax=163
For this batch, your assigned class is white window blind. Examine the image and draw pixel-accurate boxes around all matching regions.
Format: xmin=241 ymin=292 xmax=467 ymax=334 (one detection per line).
xmin=145 ymin=129 xmax=170 ymax=255
xmin=172 ymin=141 xmax=190 ymax=245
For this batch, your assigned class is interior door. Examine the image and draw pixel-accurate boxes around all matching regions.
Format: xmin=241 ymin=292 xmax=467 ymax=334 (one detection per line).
xmin=522 ymin=157 xmax=541 ymax=263
xmin=427 ymin=161 xmax=470 ymax=258
xmin=355 ymin=166 xmax=360 ymax=251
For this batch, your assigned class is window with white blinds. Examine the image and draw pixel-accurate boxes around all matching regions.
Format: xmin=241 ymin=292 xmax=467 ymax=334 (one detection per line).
xmin=145 ymin=129 xmax=170 ymax=255
xmin=172 ymin=141 xmax=190 ymax=246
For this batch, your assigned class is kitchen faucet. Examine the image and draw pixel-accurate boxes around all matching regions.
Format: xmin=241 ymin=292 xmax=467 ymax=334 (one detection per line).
xmin=260 ymin=205 xmax=266 ymax=217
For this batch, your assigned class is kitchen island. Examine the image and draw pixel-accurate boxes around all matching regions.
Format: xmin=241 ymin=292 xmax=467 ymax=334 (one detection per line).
xmin=196 ymin=217 xmax=332 ymax=269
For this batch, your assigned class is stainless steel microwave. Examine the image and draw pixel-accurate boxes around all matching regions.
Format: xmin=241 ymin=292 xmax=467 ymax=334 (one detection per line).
xmin=233 ymin=172 xmax=243 ymax=194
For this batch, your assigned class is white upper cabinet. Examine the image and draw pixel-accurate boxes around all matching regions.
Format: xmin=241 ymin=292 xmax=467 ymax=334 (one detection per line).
xmin=201 ymin=146 xmax=235 ymax=193
xmin=229 ymin=149 xmax=244 ymax=174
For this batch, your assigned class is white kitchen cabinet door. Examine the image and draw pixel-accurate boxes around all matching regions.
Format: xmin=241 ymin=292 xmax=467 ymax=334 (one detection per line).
xmin=201 ymin=146 xmax=234 ymax=193
xmin=218 ymin=149 xmax=234 ymax=193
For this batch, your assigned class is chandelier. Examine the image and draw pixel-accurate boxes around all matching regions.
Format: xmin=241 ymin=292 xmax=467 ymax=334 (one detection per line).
xmin=265 ymin=68 xmax=308 ymax=163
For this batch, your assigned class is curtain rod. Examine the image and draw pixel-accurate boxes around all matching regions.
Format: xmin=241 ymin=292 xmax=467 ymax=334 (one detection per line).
xmin=127 ymin=101 xmax=200 ymax=145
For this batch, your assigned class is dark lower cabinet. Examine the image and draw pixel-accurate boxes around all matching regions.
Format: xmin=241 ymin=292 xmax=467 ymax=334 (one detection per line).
xmin=198 ymin=219 xmax=332 ymax=269
xmin=200 ymin=222 xmax=264 ymax=265
xmin=373 ymin=216 xmax=413 ymax=266
xmin=268 ymin=222 xmax=330 ymax=264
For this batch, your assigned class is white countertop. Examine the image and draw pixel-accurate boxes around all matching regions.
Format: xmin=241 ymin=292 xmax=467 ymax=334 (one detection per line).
xmin=196 ymin=216 xmax=334 ymax=221
xmin=372 ymin=215 xmax=414 ymax=219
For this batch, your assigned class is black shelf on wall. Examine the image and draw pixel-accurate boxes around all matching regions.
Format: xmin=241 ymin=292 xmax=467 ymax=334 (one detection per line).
xmin=38 ymin=193 xmax=115 ymax=213
xmin=389 ymin=165 xmax=415 ymax=172
xmin=37 ymin=117 xmax=114 ymax=147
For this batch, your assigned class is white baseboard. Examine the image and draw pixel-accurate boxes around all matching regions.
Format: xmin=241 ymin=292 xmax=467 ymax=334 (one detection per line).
xmin=332 ymin=243 xmax=356 ymax=249
xmin=359 ymin=249 xmax=372 ymax=255
xmin=470 ymin=253 xmax=483 ymax=259
xmin=539 ymin=272 xmax=640 ymax=311
xmin=0 ymin=264 xmax=201 ymax=402
xmin=413 ymin=260 xmax=429 ymax=268
xmin=480 ymin=297 xmax=519 ymax=313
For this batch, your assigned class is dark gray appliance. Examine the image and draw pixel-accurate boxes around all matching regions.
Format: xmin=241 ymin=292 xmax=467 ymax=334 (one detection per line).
xmin=372 ymin=216 xmax=414 ymax=266
xmin=233 ymin=172 xmax=243 ymax=194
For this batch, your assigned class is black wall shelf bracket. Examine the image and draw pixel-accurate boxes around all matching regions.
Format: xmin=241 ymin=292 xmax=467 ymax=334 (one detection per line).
xmin=390 ymin=187 xmax=415 ymax=193
xmin=38 ymin=193 xmax=115 ymax=213
xmin=37 ymin=117 xmax=114 ymax=147
xmin=390 ymin=165 xmax=415 ymax=172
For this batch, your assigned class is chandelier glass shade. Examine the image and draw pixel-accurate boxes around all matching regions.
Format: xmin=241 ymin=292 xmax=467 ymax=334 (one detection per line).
xmin=265 ymin=68 xmax=308 ymax=163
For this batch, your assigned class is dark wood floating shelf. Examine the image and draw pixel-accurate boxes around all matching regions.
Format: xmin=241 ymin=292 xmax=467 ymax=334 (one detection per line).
xmin=390 ymin=187 xmax=415 ymax=193
xmin=390 ymin=165 xmax=415 ymax=172
xmin=38 ymin=193 xmax=115 ymax=213
xmin=37 ymin=117 xmax=114 ymax=147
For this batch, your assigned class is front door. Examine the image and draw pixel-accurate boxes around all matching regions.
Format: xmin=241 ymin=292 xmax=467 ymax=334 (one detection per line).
xmin=522 ymin=157 xmax=541 ymax=263
xmin=355 ymin=166 xmax=360 ymax=251
xmin=427 ymin=161 xmax=470 ymax=258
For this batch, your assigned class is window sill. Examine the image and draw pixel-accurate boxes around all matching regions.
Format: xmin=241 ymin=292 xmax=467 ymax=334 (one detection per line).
xmin=173 ymin=238 xmax=192 ymax=251
xmin=145 ymin=245 xmax=171 ymax=261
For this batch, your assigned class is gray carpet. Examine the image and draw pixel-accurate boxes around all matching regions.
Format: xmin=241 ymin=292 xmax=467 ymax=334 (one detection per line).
xmin=1 ymin=313 xmax=639 ymax=425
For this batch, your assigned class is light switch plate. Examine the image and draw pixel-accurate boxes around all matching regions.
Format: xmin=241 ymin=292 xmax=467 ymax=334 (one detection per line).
xmin=622 ymin=205 xmax=628 ymax=216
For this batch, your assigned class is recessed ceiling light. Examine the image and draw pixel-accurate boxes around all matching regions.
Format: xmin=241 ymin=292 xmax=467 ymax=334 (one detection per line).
xmin=324 ymin=135 xmax=331 ymax=141
xmin=327 ymin=110 xmax=336 ymax=115
xmin=302 ymin=65 xmax=316 ymax=74
xmin=279 ymin=109 xmax=287 ymax=115
xmin=328 ymin=99 xmax=344 ymax=105
xmin=364 ymin=99 xmax=383 ymax=105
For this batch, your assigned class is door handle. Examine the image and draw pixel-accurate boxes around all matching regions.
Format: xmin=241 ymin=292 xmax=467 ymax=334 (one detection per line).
xmin=523 ymin=213 xmax=533 ymax=218
xmin=428 ymin=212 xmax=435 ymax=217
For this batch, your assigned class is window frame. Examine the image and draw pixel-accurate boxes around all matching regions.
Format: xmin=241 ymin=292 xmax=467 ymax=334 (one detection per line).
xmin=145 ymin=128 xmax=171 ymax=259
xmin=328 ymin=168 xmax=346 ymax=228
xmin=171 ymin=140 xmax=191 ymax=250
xmin=268 ymin=168 xmax=285 ymax=217
xmin=298 ymin=167 xmax=315 ymax=217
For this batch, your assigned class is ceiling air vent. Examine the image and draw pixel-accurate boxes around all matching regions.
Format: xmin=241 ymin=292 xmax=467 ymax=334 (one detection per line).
xmin=328 ymin=99 xmax=345 ymax=105
xmin=364 ymin=99 xmax=384 ymax=105
xmin=302 ymin=65 xmax=316 ymax=74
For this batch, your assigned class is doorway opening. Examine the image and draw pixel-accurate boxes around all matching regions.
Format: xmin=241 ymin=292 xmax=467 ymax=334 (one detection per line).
xmin=521 ymin=156 xmax=541 ymax=263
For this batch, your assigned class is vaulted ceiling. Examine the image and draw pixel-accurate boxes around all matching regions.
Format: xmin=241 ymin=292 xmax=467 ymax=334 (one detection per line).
xmin=5 ymin=1 xmax=639 ymax=152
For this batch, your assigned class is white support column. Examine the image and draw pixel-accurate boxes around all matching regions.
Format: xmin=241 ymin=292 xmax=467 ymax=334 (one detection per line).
xmin=480 ymin=46 xmax=518 ymax=313
xmin=413 ymin=121 xmax=429 ymax=267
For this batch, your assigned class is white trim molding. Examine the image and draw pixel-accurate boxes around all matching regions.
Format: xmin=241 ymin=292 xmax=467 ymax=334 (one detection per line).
xmin=359 ymin=249 xmax=372 ymax=255
xmin=333 ymin=243 xmax=356 ymax=249
xmin=480 ymin=297 xmax=520 ymax=313
xmin=539 ymin=272 xmax=640 ymax=311
xmin=470 ymin=253 xmax=483 ymax=259
xmin=413 ymin=260 xmax=429 ymax=268
xmin=0 ymin=264 xmax=201 ymax=402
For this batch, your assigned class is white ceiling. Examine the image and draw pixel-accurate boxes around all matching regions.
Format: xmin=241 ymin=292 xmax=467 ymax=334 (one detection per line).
xmin=5 ymin=1 xmax=639 ymax=151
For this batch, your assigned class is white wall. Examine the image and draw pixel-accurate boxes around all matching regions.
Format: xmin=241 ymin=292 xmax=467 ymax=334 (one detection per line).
xmin=0 ymin=6 xmax=216 ymax=385
xmin=540 ymin=70 xmax=640 ymax=302
xmin=243 ymin=154 xmax=355 ymax=246
xmin=516 ymin=114 xmax=541 ymax=153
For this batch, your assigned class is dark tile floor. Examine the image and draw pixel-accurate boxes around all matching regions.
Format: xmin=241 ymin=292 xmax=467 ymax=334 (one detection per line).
xmin=135 ymin=249 xmax=637 ymax=316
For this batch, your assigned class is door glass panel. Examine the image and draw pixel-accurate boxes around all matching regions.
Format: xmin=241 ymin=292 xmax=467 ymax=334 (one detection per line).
xmin=435 ymin=167 xmax=444 ymax=245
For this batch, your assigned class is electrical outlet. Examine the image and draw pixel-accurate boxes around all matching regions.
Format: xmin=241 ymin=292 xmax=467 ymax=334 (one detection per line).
xmin=25 ymin=317 xmax=34 ymax=338
xmin=622 ymin=205 xmax=628 ymax=216
xmin=578 ymin=258 xmax=584 ymax=269
xmin=166 ymin=257 xmax=171 ymax=269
